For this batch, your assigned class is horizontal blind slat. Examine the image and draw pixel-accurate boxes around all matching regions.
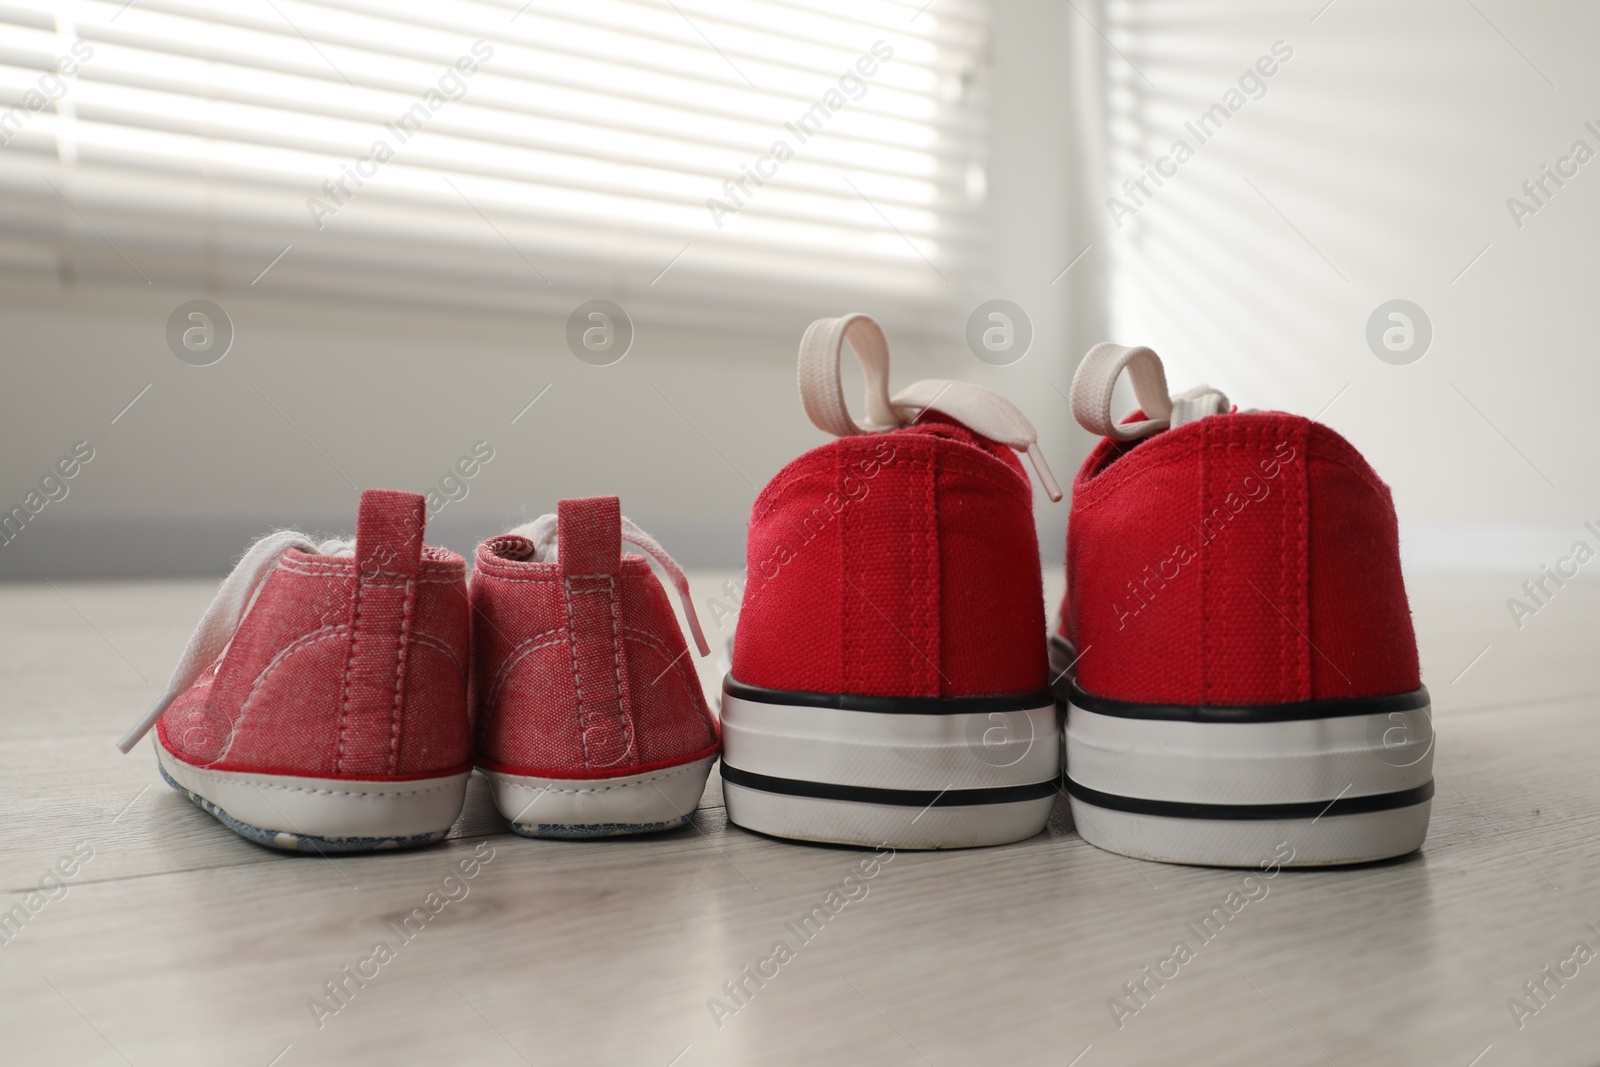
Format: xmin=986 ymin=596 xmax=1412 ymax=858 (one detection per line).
xmin=0 ymin=0 xmax=991 ymax=319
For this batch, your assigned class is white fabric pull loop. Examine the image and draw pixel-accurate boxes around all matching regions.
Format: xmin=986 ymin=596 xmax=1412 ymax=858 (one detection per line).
xmin=1070 ymin=342 xmax=1229 ymax=441
xmin=116 ymin=530 xmax=354 ymax=754
xmin=798 ymin=313 xmax=898 ymax=436
xmin=797 ymin=314 xmax=1063 ymax=501
xmin=508 ymin=515 xmax=710 ymax=658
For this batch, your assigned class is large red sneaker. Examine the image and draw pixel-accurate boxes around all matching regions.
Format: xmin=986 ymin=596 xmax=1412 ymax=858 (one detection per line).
xmin=470 ymin=496 xmax=719 ymax=837
xmin=1055 ymin=343 xmax=1433 ymax=867
xmin=117 ymin=489 xmax=472 ymax=851
xmin=723 ymin=314 xmax=1064 ymax=849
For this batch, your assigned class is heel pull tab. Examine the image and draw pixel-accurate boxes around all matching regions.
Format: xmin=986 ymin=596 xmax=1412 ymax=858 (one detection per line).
xmin=338 ymin=489 xmax=427 ymax=775
xmin=557 ymin=497 xmax=636 ymax=770
xmin=356 ymin=489 xmax=427 ymax=580
xmin=557 ymin=496 xmax=623 ymax=576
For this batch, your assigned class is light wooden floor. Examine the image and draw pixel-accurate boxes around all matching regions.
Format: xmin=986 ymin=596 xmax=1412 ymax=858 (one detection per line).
xmin=3 ymin=571 xmax=1598 ymax=1067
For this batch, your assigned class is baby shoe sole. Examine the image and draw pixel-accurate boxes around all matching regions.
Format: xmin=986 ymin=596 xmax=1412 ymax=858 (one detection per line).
xmin=482 ymin=754 xmax=717 ymax=838
xmin=156 ymin=743 xmax=469 ymax=852
xmin=1056 ymin=647 xmax=1434 ymax=868
xmin=719 ymin=677 xmax=1060 ymax=850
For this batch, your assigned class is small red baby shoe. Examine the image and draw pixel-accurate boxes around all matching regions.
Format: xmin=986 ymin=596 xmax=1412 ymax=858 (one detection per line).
xmin=722 ymin=314 xmax=1064 ymax=849
xmin=1056 ymin=343 xmax=1433 ymax=867
xmin=118 ymin=489 xmax=472 ymax=851
xmin=470 ymin=496 xmax=718 ymax=837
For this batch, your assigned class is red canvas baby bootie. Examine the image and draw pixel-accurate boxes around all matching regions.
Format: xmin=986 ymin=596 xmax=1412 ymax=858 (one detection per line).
xmin=1056 ymin=343 xmax=1433 ymax=867
xmin=118 ymin=489 xmax=472 ymax=851
xmin=470 ymin=496 xmax=719 ymax=837
xmin=721 ymin=314 xmax=1064 ymax=849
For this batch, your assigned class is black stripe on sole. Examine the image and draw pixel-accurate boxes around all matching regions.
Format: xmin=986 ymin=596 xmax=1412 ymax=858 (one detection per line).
xmin=720 ymin=764 xmax=1059 ymax=808
xmin=723 ymin=676 xmax=1053 ymax=716
xmin=1063 ymin=777 xmax=1435 ymax=821
xmin=1067 ymin=683 xmax=1431 ymax=724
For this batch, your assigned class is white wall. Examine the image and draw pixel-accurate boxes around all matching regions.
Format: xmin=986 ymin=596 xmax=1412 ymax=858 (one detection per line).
xmin=0 ymin=1 xmax=1101 ymax=578
xmin=0 ymin=280 xmax=804 ymax=574
xmin=13 ymin=0 xmax=1583 ymax=580
xmin=1097 ymin=0 xmax=1600 ymax=572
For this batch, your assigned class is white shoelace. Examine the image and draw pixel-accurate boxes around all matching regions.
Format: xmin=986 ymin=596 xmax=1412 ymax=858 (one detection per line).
xmin=115 ymin=531 xmax=354 ymax=754
xmin=1069 ymin=342 xmax=1230 ymax=441
xmin=797 ymin=314 xmax=1063 ymax=501
xmin=508 ymin=514 xmax=710 ymax=658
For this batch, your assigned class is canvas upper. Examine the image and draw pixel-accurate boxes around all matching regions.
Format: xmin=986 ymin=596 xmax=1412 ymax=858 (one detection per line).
xmin=731 ymin=312 xmax=1062 ymax=701
xmin=121 ymin=488 xmax=472 ymax=780
xmin=470 ymin=496 xmax=719 ymax=778
xmin=1059 ymin=342 xmax=1421 ymax=706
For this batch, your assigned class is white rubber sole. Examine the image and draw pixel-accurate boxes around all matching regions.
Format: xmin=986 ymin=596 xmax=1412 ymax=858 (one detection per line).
xmin=1063 ymin=686 xmax=1434 ymax=867
xmin=156 ymin=744 xmax=469 ymax=852
xmin=720 ymin=679 xmax=1060 ymax=850
xmin=1069 ymin=795 xmax=1434 ymax=867
xmin=721 ymin=782 xmax=1056 ymax=850
xmin=482 ymin=756 xmax=716 ymax=838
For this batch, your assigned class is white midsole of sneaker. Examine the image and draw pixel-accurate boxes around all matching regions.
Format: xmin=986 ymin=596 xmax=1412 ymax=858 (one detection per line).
xmin=720 ymin=689 xmax=1061 ymax=849
xmin=1066 ymin=703 xmax=1434 ymax=804
xmin=156 ymin=744 xmax=469 ymax=841
xmin=482 ymin=756 xmax=716 ymax=831
xmin=721 ymin=694 xmax=1060 ymax=791
xmin=1064 ymin=699 xmax=1434 ymax=867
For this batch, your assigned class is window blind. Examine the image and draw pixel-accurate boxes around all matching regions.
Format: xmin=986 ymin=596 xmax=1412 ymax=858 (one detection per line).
xmin=0 ymin=0 xmax=992 ymax=330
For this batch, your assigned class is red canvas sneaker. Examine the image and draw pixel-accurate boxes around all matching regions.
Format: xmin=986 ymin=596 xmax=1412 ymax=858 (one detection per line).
xmin=117 ymin=489 xmax=472 ymax=851
xmin=1055 ymin=344 xmax=1433 ymax=867
xmin=470 ymin=496 xmax=719 ymax=837
xmin=722 ymin=314 xmax=1064 ymax=849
